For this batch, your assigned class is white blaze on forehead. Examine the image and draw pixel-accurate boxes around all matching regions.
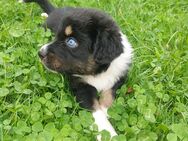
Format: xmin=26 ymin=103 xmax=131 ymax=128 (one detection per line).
xmin=77 ymin=33 xmax=133 ymax=92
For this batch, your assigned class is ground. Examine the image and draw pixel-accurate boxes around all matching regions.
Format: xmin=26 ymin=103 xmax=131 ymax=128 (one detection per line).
xmin=0 ymin=0 xmax=188 ymax=141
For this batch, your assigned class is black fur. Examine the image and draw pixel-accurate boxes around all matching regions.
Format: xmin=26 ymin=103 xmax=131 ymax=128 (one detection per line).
xmin=24 ymin=0 xmax=126 ymax=110
xmin=112 ymin=77 xmax=126 ymax=97
xmin=68 ymin=76 xmax=98 ymax=110
xmin=93 ymin=20 xmax=123 ymax=64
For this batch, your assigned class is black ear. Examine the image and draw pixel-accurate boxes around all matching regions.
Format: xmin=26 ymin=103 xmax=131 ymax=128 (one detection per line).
xmin=93 ymin=30 xmax=123 ymax=65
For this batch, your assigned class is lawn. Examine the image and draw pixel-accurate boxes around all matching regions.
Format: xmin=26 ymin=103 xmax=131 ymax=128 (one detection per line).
xmin=0 ymin=0 xmax=188 ymax=141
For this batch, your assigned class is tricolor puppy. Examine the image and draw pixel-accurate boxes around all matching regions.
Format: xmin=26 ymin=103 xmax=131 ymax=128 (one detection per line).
xmin=22 ymin=0 xmax=133 ymax=139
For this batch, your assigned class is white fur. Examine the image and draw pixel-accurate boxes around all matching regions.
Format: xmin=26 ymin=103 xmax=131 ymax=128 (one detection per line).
xmin=92 ymin=109 xmax=117 ymax=140
xmin=40 ymin=42 xmax=59 ymax=73
xmin=76 ymin=33 xmax=133 ymax=92
xmin=40 ymin=42 xmax=52 ymax=56
xmin=101 ymin=106 xmax=109 ymax=117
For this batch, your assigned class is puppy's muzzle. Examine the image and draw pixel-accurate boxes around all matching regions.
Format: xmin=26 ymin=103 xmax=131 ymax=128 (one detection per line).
xmin=38 ymin=43 xmax=51 ymax=60
xmin=38 ymin=50 xmax=46 ymax=59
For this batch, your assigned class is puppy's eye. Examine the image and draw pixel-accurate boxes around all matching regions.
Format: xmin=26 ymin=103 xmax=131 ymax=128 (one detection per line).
xmin=65 ymin=37 xmax=78 ymax=48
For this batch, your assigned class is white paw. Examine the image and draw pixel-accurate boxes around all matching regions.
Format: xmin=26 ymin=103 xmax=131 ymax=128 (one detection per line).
xmin=92 ymin=109 xmax=117 ymax=140
xmin=97 ymin=134 xmax=101 ymax=141
xmin=100 ymin=106 xmax=109 ymax=117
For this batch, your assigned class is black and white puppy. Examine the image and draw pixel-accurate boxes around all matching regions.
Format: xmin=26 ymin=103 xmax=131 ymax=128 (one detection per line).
xmin=21 ymin=0 xmax=133 ymax=139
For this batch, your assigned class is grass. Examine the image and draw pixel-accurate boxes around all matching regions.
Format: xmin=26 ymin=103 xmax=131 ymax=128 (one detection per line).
xmin=0 ymin=0 xmax=188 ymax=140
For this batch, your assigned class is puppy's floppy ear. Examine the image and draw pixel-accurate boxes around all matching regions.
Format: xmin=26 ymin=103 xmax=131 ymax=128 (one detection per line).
xmin=93 ymin=30 xmax=123 ymax=65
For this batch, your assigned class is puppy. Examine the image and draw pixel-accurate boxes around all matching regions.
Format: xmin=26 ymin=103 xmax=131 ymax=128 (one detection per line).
xmin=21 ymin=0 xmax=133 ymax=139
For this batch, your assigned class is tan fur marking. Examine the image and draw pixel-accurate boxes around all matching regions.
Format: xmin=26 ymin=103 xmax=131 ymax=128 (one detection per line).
xmin=48 ymin=53 xmax=63 ymax=70
xmin=99 ymin=89 xmax=114 ymax=108
xmin=53 ymin=58 xmax=62 ymax=69
xmin=65 ymin=25 xmax=72 ymax=35
xmin=86 ymin=56 xmax=96 ymax=73
xmin=93 ymin=99 xmax=100 ymax=110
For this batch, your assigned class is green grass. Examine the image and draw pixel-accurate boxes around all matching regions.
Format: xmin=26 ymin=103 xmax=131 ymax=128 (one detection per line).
xmin=0 ymin=0 xmax=188 ymax=140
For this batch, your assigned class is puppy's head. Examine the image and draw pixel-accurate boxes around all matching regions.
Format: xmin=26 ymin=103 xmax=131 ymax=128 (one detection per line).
xmin=39 ymin=9 xmax=123 ymax=75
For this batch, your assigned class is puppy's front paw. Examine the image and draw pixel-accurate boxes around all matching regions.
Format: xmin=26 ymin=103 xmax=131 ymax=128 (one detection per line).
xmin=93 ymin=110 xmax=117 ymax=140
xmin=97 ymin=134 xmax=102 ymax=141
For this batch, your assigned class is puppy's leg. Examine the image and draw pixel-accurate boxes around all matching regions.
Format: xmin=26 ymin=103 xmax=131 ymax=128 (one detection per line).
xmin=97 ymin=79 xmax=126 ymax=138
xmin=100 ymin=77 xmax=125 ymax=116
xmin=97 ymin=89 xmax=117 ymax=140
xmin=92 ymin=109 xmax=117 ymax=141
xmin=70 ymin=79 xmax=117 ymax=140
xmin=99 ymin=89 xmax=114 ymax=116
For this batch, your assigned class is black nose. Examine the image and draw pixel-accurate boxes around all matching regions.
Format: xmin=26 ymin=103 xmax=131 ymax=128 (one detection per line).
xmin=38 ymin=51 xmax=45 ymax=59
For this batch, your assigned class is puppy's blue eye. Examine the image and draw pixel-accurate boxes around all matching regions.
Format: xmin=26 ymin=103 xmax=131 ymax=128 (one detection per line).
xmin=66 ymin=37 xmax=78 ymax=48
